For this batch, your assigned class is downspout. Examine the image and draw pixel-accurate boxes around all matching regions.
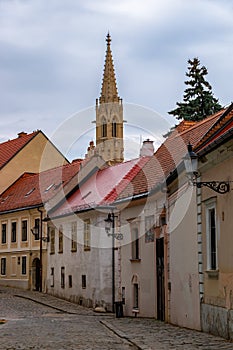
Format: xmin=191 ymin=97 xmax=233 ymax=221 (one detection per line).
xmin=38 ymin=208 xmax=43 ymax=292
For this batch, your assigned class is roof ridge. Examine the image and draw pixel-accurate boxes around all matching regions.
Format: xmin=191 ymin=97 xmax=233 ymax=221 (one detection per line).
xmin=102 ymin=157 xmax=150 ymax=203
xmin=0 ymin=130 xmax=39 ymax=146
xmin=195 ymin=104 xmax=233 ymax=151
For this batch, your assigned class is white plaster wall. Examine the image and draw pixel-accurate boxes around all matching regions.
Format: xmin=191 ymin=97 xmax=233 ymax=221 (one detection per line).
xmin=169 ymin=186 xmax=201 ymax=330
xmin=46 ymin=213 xmax=114 ymax=310
xmin=120 ymin=203 xmax=156 ymax=318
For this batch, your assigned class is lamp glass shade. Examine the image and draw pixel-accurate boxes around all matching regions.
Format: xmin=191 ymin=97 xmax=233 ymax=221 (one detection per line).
xmin=184 ymin=144 xmax=198 ymax=175
xmin=104 ymin=213 xmax=113 ymax=233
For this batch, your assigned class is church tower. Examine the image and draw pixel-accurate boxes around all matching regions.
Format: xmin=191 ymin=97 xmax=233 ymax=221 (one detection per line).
xmin=95 ymin=33 xmax=124 ymax=165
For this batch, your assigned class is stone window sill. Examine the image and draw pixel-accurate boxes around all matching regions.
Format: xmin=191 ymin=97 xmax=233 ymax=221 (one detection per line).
xmin=205 ymin=270 xmax=219 ymax=279
xmin=130 ymin=258 xmax=141 ymax=262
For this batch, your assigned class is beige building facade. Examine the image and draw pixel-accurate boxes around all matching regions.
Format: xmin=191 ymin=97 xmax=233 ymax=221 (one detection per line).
xmin=0 ymin=207 xmax=47 ymax=291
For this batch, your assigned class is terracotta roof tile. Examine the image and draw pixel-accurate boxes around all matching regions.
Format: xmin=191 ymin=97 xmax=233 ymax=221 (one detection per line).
xmin=0 ymin=131 xmax=39 ymax=169
xmin=49 ymin=157 xmax=150 ymax=218
xmin=116 ymin=110 xmax=224 ymax=200
xmin=195 ymin=104 xmax=233 ymax=151
xmin=0 ymin=160 xmax=81 ymax=213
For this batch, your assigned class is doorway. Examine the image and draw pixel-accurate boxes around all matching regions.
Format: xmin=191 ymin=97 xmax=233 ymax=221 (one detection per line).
xmin=156 ymin=237 xmax=165 ymax=321
xmin=32 ymin=258 xmax=40 ymax=291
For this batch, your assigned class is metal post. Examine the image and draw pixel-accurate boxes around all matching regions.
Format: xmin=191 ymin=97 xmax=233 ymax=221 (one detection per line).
xmin=112 ymin=213 xmax=115 ymax=313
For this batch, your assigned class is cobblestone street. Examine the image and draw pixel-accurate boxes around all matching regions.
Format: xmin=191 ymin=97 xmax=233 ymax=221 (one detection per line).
xmin=0 ymin=286 xmax=233 ymax=350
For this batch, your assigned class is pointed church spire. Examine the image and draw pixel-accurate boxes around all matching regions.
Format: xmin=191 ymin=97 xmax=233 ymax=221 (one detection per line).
xmin=99 ymin=33 xmax=120 ymax=104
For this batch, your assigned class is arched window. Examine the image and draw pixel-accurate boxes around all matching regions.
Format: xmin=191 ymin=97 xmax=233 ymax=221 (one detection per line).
xmin=112 ymin=118 xmax=117 ymax=137
xmin=101 ymin=117 xmax=107 ymax=138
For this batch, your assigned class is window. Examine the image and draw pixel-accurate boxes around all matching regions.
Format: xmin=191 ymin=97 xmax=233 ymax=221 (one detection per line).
xmin=145 ymin=215 xmax=154 ymax=243
xmin=22 ymin=256 xmax=26 ymax=275
xmin=22 ymin=220 xmax=27 ymax=241
xmin=58 ymin=225 xmax=63 ymax=253
xmin=61 ymin=267 xmax=65 ymax=288
xmin=1 ymin=257 xmax=6 ymax=275
xmin=1 ymin=223 xmax=7 ymax=244
xmin=11 ymin=222 xmax=17 ymax=243
xmin=112 ymin=118 xmax=117 ymax=137
xmin=71 ymin=221 xmax=77 ymax=252
xmin=34 ymin=218 xmax=40 ymax=240
xmin=11 ymin=256 xmax=16 ymax=276
xmin=82 ymin=274 xmax=86 ymax=289
xmin=50 ymin=228 xmax=55 ymax=254
xmin=101 ymin=117 xmax=107 ymax=138
xmin=133 ymin=284 xmax=139 ymax=309
xmin=131 ymin=227 xmax=140 ymax=260
xmin=84 ymin=219 xmax=90 ymax=251
xmin=51 ymin=267 xmax=54 ymax=287
xmin=206 ymin=200 xmax=218 ymax=270
xmin=122 ymin=287 xmax=125 ymax=305
xmin=69 ymin=275 xmax=72 ymax=288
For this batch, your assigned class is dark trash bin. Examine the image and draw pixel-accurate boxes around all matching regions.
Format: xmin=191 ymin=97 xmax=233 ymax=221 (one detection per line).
xmin=115 ymin=301 xmax=123 ymax=318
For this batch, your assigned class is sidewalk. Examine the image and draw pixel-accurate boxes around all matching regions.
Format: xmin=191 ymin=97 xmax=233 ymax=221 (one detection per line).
xmin=2 ymin=285 xmax=107 ymax=316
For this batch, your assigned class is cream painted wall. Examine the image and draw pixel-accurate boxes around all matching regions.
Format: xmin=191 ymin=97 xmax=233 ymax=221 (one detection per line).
xmin=201 ymin=144 xmax=233 ymax=308
xmin=168 ymin=185 xmax=201 ymax=330
xmin=0 ymin=132 xmax=68 ymax=193
xmin=0 ymin=208 xmax=47 ymax=291
xmin=120 ymin=203 xmax=156 ymax=318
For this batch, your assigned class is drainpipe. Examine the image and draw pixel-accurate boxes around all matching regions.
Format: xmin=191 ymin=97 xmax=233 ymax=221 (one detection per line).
xmin=37 ymin=208 xmax=43 ymax=292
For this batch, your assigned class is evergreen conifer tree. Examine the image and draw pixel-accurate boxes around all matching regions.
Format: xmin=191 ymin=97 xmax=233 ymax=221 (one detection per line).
xmin=168 ymin=57 xmax=222 ymax=121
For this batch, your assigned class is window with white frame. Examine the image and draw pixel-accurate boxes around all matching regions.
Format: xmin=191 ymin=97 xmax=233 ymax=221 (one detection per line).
xmin=50 ymin=228 xmax=55 ymax=254
xmin=58 ymin=225 xmax=63 ymax=253
xmin=34 ymin=218 xmax=40 ymax=240
xmin=51 ymin=267 xmax=54 ymax=287
xmin=21 ymin=220 xmax=28 ymax=242
xmin=84 ymin=219 xmax=90 ymax=251
xmin=205 ymin=199 xmax=218 ymax=271
xmin=145 ymin=215 xmax=154 ymax=243
xmin=131 ymin=226 xmax=140 ymax=260
xmin=1 ymin=223 xmax=7 ymax=244
xmin=11 ymin=221 xmax=17 ymax=243
xmin=1 ymin=257 xmax=6 ymax=275
xmin=71 ymin=221 xmax=77 ymax=252
xmin=22 ymin=256 xmax=26 ymax=275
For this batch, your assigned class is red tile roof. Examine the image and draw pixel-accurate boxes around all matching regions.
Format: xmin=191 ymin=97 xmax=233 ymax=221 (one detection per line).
xmin=116 ymin=109 xmax=225 ymax=200
xmin=0 ymin=160 xmax=81 ymax=213
xmin=49 ymin=109 xmax=227 ymax=218
xmin=0 ymin=131 xmax=39 ymax=170
xmin=49 ymin=157 xmax=151 ymax=218
xmin=195 ymin=104 xmax=233 ymax=152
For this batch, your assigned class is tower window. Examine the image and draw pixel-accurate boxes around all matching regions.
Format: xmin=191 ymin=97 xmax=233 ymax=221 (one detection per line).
xmin=112 ymin=119 xmax=117 ymax=137
xmin=101 ymin=117 xmax=107 ymax=138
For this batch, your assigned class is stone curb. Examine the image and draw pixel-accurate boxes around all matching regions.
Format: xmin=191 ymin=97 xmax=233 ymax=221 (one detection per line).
xmin=14 ymin=293 xmax=114 ymax=318
xmin=100 ymin=320 xmax=148 ymax=350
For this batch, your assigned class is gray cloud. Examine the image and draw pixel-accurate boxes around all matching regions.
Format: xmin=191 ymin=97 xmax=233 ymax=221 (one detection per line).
xmin=0 ymin=0 xmax=233 ymax=157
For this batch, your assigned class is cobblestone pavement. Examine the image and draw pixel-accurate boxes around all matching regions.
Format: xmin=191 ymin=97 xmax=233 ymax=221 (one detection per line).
xmin=1 ymin=286 xmax=233 ymax=350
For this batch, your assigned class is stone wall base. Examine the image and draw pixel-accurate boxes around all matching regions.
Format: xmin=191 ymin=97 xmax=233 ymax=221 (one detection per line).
xmin=201 ymin=303 xmax=233 ymax=340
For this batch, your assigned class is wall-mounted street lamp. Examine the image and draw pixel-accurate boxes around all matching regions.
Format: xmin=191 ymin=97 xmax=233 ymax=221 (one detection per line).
xmin=31 ymin=209 xmax=49 ymax=292
xmin=183 ymin=143 xmax=230 ymax=194
xmin=104 ymin=213 xmax=123 ymax=240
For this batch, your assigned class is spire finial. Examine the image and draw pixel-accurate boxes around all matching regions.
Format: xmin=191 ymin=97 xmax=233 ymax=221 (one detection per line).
xmin=99 ymin=33 xmax=120 ymax=104
xmin=106 ymin=32 xmax=111 ymax=46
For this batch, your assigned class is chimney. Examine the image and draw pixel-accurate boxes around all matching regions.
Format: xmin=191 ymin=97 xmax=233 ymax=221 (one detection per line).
xmin=140 ymin=139 xmax=154 ymax=157
xmin=18 ymin=131 xmax=27 ymax=138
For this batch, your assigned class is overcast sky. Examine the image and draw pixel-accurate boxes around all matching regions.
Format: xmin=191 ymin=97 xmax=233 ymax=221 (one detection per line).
xmin=1 ymin=0 xmax=233 ymax=160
